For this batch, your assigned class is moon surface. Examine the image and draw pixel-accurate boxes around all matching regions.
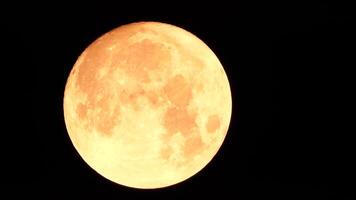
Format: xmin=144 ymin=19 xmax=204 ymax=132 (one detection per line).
xmin=63 ymin=22 xmax=232 ymax=189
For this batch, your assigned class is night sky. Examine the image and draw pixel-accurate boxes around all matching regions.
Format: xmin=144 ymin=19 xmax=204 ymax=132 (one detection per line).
xmin=1 ymin=1 xmax=354 ymax=199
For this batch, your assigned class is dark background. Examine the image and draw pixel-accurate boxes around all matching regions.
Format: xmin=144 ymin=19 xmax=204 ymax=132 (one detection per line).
xmin=1 ymin=1 xmax=354 ymax=199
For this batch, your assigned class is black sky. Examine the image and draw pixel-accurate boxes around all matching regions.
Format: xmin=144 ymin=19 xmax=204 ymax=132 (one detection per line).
xmin=1 ymin=1 xmax=355 ymax=199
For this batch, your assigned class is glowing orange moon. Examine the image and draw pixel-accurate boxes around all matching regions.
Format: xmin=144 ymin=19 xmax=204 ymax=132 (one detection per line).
xmin=63 ymin=22 xmax=232 ymax=189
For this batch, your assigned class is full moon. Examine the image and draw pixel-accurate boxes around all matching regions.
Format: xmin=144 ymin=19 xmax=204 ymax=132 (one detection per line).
xmin=63 ymin=22 xmax=232 ymax=189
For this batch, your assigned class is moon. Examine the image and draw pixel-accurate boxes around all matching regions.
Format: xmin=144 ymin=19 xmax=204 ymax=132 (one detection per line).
xmin=63 ymin=22 xmax=232 ymax=189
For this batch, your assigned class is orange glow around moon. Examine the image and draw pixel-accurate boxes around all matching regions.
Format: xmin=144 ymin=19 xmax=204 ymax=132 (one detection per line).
xmin=63 ymin=22 xmax=232 ymax=189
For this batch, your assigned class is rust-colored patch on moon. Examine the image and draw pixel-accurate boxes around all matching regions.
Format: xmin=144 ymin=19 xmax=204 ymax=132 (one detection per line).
xmin=160 ymin=73 xmax=207 ymax=159
xmin=76 ymin=103 xmax=87 ymax=119
xmin=73 ymin=36 xmax=173 ymax=137
xmin=94 ymin=98 xmax=121 ymax=136
xmin=145 ymin=90 xmax=161 ymax=107
xmin=73 ymin=78 xmax=122 ymax=136
xmin=72 ymin=39 xmax=124 ymax=136
xmin=183 ymin=135 xmax=204 ymax=157
xmin=113 ymin=39 xmax=171 ymax=83
xmin=76 ymin=42 xmax=112 ymax=95
xmin=206 ymin=114 xmax=221 ymax=133
xmin=128 ymin=88 xmax=145 ymax=102
xmin=163 ymin=107 xmax=197 ymax=136
xmin=118 ymin=89 xmax=131 ymax=104
xmin=163 ymin=74 xmax=192 ymax=107
xmin=118 ymin=87 xmax=149 ymax=111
